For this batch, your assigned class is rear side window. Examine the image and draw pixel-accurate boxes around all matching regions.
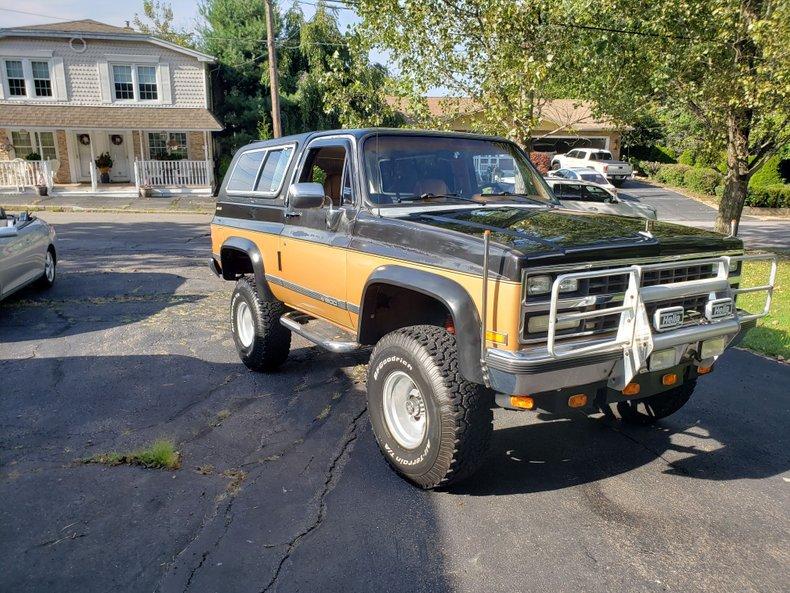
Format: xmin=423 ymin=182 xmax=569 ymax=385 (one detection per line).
xmin=255 ymin=147 xmax=293 ymax=193
xmin=227 ymin=150 xmax=265 ymax=192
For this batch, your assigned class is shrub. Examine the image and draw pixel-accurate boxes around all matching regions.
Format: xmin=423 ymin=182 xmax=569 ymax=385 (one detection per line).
xmin=683 ymin=167 xmax=722 ymax=195
xmin=749 ymin=154 xmax=784 ymax=188
xmin=745 ymin=184 xmax=790 ymax=208
xmin=714 ymin=184 xmax=725 ymax=199
xmin=25 ymin=152 xmax=41 ymax=161
xmin=654 ymin=145 xmax=677 ymax=163
xmin=529 ymin=151 xmax=552 ymax=175
xmin=641 ymin=161 xmax=663 ymax=176
xmin=677 ymin=149 xmax=696 ymax=166
xmin=654 ymin=164 xmax=691 ymax=186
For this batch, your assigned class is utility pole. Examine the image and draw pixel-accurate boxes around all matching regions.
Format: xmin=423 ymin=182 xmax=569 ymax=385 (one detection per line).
xmin=264 ymin=0 xmax=282 ymax=138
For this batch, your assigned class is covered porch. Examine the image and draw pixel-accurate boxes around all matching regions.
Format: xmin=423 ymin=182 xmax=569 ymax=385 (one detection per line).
xmin=0 ymin=105 xmax=221 ymax=196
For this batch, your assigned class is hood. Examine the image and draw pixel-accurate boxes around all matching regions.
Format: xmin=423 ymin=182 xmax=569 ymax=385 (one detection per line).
xmin=403 ymin=206 xmax=742 ymax=265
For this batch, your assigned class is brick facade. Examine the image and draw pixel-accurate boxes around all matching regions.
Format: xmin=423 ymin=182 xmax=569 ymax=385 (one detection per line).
xmin=0 ymin=128 xmax=11 ymax=160
xmin=187 ymin=131 xmax=207 ymax=161
xmin=54 ymin=130 xmax=71 ymax=183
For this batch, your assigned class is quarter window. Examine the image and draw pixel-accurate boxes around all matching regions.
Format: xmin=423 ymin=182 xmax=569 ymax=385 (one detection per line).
xmin=31 ymin=61 xmax=52 ymax=97
xmin=255 ymin=147 xmax=293 ymax=193
xmin=227 ymin=150 xmax=265 ymax=192
xmin=5 ymin=60 xmax=26 ymax=96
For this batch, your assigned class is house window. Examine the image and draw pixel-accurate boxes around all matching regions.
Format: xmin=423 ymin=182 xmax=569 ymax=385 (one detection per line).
xmin=11 ymin=130 xmax=57 ymax=160
xmin=148 ymin=132 xmax=187 ymax=159
xmin=112 ymin=64 xmax=159 ymax=102
xmin=31 ymin=61 xmax=52 ymax=97
xmin=112 ymin=65 xmax=134 ymax=100
xmin=5 ymin=60 xmax=26 ymax=96
xmin=137 ymin=66 xmax=158 ymax=100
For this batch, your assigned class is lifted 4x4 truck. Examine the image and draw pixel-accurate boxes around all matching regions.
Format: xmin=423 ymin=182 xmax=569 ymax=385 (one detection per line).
xmin=210 ymin=130 xmax=777 ymax=489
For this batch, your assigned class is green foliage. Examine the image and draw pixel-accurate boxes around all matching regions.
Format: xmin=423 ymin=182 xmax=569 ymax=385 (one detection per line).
xmin=683 ymin=167 xmax=721 ymax=195
xmin=749 ymin=154 xmax=784 ymax=188
xmin=85 ymin=439 xmax=181 ymax=470
xmin=714 ymin=184 xmax=725 ymax=199
xmin=24 ymin=152 xmax=41 ymax=161
xmin=745 ymin=185 xmax=790 ymax=208
xmin=739 ymin=258 xmax=789 ymax=359
xmin=133 ymin=0 xmax=194 ymax=47
xmin=654 ymin=164 xmax=690 ymax=186
xmin=677 ymin=149 xmax=696 ymax=166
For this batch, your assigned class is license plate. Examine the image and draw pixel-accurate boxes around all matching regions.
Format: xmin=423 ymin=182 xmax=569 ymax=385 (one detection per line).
xmin=653 ymin=306 xmax=685 ymax=332
xmin=705 ymin=298 xmax=733 ymax=321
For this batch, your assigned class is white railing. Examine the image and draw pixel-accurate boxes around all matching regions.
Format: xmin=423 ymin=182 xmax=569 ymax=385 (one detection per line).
xmin=0 ymin=159 xmax=54 ymax=191
xmin=135 ymin=159 xmax=212 ymax=189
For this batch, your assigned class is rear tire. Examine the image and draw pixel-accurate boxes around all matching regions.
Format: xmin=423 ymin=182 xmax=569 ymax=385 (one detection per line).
xmin=230 ymin=275 xmax=291 ymax=372
xmin=615 ymin=380 xmax=696 ymax=425
xmin=367 ymin=325 xmax=492 ymax=489
xmin=35 ymin=247 xmax=56 ymax=289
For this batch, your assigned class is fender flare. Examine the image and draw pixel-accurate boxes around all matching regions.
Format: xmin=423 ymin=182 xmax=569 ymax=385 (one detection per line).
xmin=219 ymin=237 xmax=273 ymax=299
xmin=359 ymin=265 xmax=483 ymax=384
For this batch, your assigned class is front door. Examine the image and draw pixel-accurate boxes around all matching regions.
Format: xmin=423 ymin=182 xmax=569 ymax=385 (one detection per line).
xmin=75 ymin=132 xmax=93 ymax=181
xmin=278 ymin=137 xmax=356 ymax=329
xmin=107 ymin=132 xmax=131 ymax=182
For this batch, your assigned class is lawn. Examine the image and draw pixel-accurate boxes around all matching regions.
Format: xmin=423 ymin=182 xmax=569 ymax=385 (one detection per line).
xmin=738 ymin=256 xmax=789 ymax=360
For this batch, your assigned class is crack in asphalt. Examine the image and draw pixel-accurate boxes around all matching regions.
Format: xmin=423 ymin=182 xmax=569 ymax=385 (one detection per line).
xmin=259 ymin=404 xmax=367 ymax=593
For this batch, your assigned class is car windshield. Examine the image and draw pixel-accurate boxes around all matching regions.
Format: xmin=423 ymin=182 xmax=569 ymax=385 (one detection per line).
xmin=580 ymin=173 xmax=608 ymax=184
xmin=362 ymin=134 xmax=557 ymax=206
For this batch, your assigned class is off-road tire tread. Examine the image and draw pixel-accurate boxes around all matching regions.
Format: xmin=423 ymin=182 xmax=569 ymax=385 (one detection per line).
xmin=233 ymin=275 xmax=291 ymax=371
xmin=369 ymin=325 xmax=492 ymax=489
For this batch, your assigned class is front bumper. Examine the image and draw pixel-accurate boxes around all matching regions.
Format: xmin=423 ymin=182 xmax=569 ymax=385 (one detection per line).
xmin=484 ymin=253 xmax=775 ymax=406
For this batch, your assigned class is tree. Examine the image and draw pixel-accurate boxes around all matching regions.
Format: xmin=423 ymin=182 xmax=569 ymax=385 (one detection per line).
xmin=133 ymin=0 xmax=194 ymax=47
xmin=566 ymin=0 xmax=790 ymax=233
xmin=352 ymin=0 xmax=578 ymax=148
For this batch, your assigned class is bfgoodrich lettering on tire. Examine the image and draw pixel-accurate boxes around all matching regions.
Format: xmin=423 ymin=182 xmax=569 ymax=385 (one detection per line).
xmin=367 ymin=325 xmax=492 ymax=489
xmin=230 ymin=275 xmax=291 ymax=372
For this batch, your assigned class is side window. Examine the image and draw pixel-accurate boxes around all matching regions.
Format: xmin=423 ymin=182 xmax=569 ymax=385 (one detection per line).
xmin=588 ymin=152 xmax=597 ymax=161
xmin=582 ymin=185 xmax=611 ymax=203
xmin=226 ymin=150 xmax=265 ymax=192
xmin=255 ymin=147 xmax=293 ymax=194
xmin=556 ymin=183 xmax=583 ymax=200
xmin=298 ymin=144 xmax=348 ymax=207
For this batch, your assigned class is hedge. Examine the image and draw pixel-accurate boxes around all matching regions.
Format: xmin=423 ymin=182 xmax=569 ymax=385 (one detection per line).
xmin=745 ymin=184 xmax=790 ymax=208
xmin=654 ymin=164 xmax=691 ymax=186
xmin=749 ymin=154 xmax=784 ymax=188
xmin=682 ymin=167 xmax=722 ymax=195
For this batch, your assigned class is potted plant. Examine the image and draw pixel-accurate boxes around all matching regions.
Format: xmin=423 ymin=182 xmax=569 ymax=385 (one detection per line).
xmin=95 ymin=152 xmax=113 ymax=183
xmin=25 ymin=152 xmax=48 ymax=196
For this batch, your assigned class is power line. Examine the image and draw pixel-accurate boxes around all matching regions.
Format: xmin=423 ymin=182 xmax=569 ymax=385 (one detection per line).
xmin=0 ymin=7 xmax=72 ymax=21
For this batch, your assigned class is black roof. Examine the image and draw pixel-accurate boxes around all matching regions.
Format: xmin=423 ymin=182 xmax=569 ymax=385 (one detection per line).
xmin=240 ymin=128 xmax=512 ymax=151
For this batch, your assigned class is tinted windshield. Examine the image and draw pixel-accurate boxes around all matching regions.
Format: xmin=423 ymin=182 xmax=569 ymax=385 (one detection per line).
xmin=362 ymin=135 xmax=556 ymax=205
xmin=580 ymin=173 xmax=608 ymax=184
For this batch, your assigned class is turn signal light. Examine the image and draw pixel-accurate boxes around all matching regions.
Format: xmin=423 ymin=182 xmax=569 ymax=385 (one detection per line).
xmin=510 ymin=395 xmax=535 ymax=410
xmin=661 ymin=373 xmax=678 ymax=386
xmin=568 ymin=394 xmax=588 ymax=408
xmin=485 ymin=330 xmax=508 ymax=345
xmin=697 ymin=366 xmax=713 ymax=375
xmin=622 ymin=382 xmax=641 ymax=396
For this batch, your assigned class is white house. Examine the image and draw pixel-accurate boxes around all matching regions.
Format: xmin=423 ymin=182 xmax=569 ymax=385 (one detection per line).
xmin=0 ymin=19 xmax=222 ymax=192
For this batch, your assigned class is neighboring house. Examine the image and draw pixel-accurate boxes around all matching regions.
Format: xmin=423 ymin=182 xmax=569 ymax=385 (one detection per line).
xmin=386 ymin=96 xmax=626 ymax=158
xmin=0 ymin=19 xmax=221 ymax=189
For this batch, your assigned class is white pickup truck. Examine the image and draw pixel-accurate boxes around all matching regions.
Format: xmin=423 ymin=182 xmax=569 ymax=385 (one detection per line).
xmin=550 ymin=148 xmax=633 ymax=187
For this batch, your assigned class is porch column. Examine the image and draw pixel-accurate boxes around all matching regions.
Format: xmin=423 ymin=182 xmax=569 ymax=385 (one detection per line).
xmin=89 ymin=133 xmax=97 ymax=191
xmin=204 ymin=130 xmax=213 ymax=187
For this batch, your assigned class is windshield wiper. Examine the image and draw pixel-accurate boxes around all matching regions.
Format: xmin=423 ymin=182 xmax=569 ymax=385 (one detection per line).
xmin=483 ymin=192 xmax=555 ymax=206
xmin=397 ymin=193 xmax=487 ymax=205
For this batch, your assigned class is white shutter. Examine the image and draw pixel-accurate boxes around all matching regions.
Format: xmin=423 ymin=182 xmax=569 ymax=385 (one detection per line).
xmin=51 ymin=57 xmax=67 ymax=100
xmin=98 ymin=59 xmax=112 ymax=103
xmin=0 ymin=74 xmax=5 ymax=100
xmin=158 ymin=62 xmax=172 ymax=104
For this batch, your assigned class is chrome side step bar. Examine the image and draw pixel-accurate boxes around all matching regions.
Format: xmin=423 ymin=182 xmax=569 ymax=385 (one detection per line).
xmin=279 ymin=311 xmax=361 ymax=353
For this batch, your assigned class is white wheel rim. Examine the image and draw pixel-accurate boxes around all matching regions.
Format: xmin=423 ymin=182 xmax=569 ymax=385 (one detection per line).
xmin=236 ymin=301 xmax=255 ymax=347
xmin=382 ymin=370 xmax=427 ymax=449
xmin=44 ymin=251 xmax=54 ymax=282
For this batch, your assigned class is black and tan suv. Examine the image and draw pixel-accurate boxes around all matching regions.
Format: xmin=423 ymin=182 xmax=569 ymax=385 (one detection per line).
xmin=210 ymin=129 xmax=776 ymax=488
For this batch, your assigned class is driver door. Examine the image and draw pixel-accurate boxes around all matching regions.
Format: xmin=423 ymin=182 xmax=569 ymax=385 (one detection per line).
xmin=278 ymin=137 xmax=357 ymax=329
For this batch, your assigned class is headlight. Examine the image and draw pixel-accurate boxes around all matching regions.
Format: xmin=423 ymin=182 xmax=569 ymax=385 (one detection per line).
xmin=527 ymin=315 xmax=580 ymax=333
xmin=526 ymin=275 xmax=579 ymax=296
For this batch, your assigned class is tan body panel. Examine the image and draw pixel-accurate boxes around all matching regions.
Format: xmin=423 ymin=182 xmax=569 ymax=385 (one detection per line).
xmin=212 ymin=222 xmax=523 ymax=352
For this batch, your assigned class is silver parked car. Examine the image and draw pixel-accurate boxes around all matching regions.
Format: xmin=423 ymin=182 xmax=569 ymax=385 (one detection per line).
xmin=545 ymin=179 xmax=658 ymax=220
xmin=0 ymin=209 xmax=57 ymax=300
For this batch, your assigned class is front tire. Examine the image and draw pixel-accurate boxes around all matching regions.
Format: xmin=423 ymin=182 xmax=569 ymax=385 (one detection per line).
xmin=615 ymin=380 xmax=696 ymax=425
xmin=367 ymin=325 xmax=492 ymax=489
xmin=230 ymin=275 xmax=291 ymax=372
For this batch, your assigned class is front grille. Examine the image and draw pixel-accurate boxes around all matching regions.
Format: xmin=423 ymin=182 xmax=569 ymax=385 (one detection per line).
xmin=521 ymin=259 xmax=729 ymax=343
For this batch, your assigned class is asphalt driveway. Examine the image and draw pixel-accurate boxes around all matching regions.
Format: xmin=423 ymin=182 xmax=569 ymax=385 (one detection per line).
xmin=1 ymin=212 xmax=788 ymax=593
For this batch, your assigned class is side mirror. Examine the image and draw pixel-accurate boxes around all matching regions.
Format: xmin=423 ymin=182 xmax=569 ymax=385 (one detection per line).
xmin=287 ymin=182 xmax=325 ymax=210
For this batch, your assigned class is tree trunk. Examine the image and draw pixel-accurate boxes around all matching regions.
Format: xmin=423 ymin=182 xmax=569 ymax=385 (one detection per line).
xmin=714 ymin=110 xmax=752 ymax=235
